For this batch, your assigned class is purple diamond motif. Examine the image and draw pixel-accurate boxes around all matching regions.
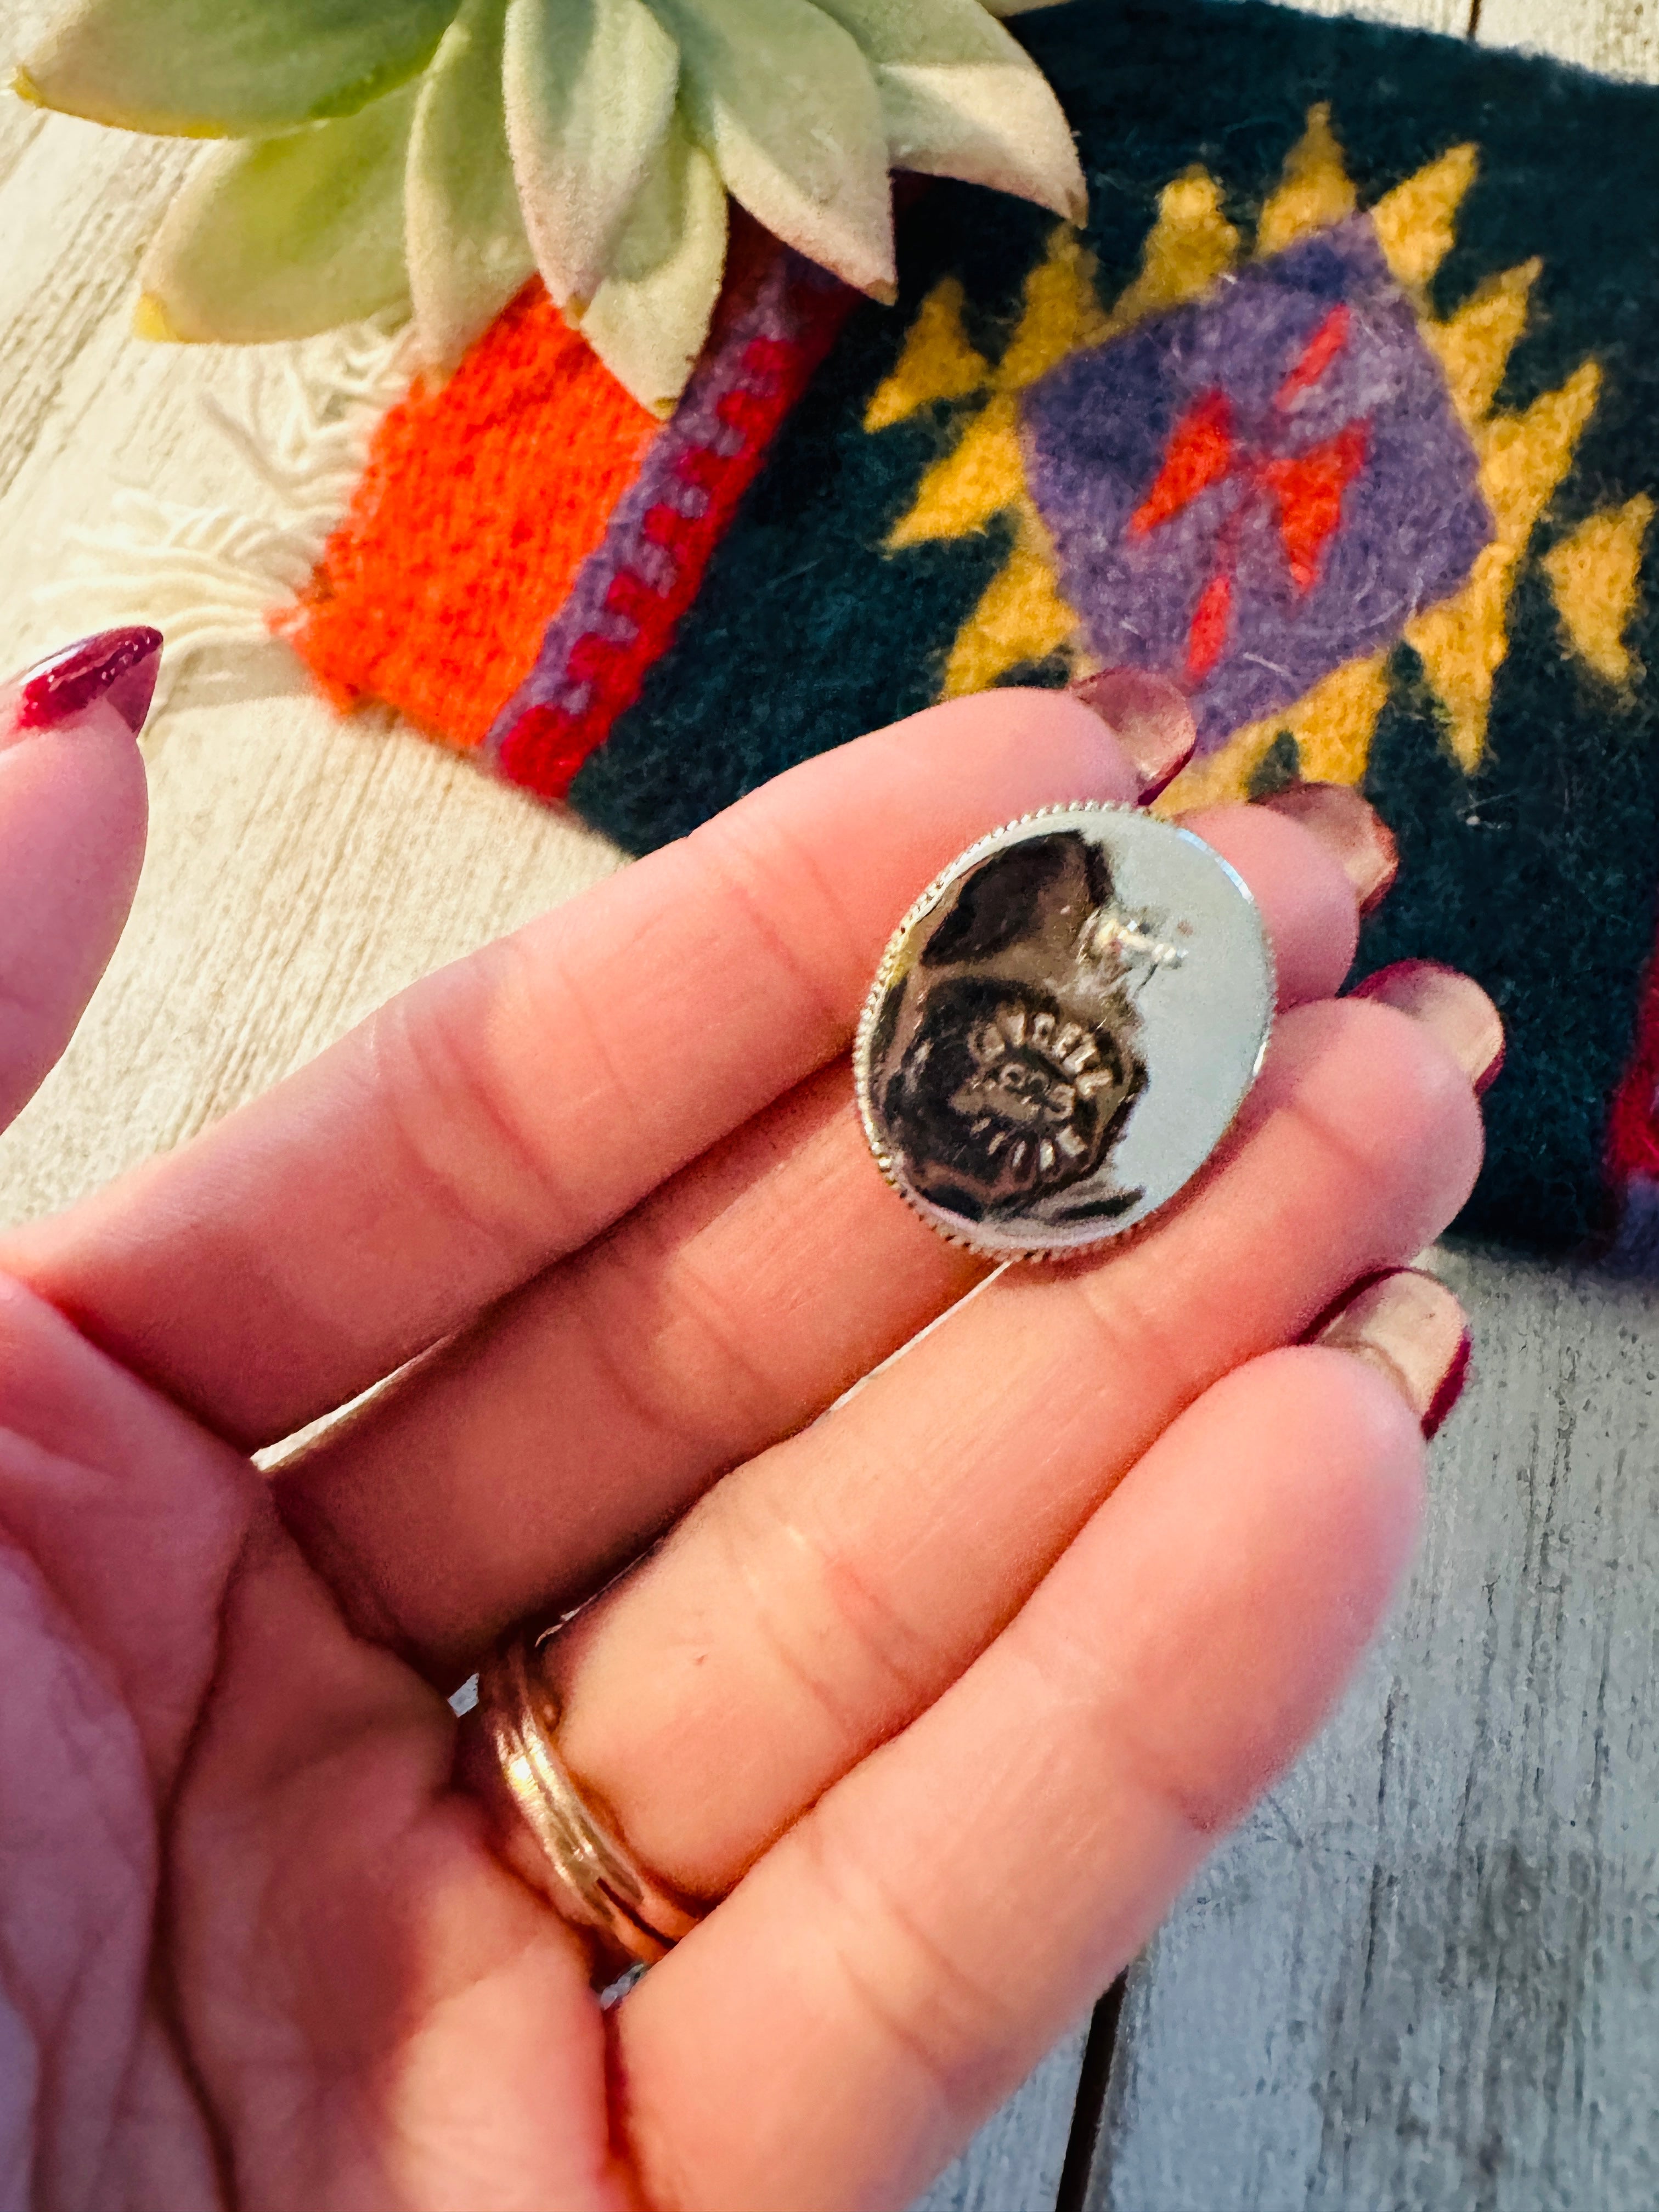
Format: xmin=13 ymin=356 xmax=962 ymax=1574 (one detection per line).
xmin=1019 ymin=216 xmax=1494 ymax=749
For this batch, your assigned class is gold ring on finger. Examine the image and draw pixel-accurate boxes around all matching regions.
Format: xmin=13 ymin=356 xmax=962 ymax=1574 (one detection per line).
xmin=460 ymin=1624 xmax=704 ymax=1969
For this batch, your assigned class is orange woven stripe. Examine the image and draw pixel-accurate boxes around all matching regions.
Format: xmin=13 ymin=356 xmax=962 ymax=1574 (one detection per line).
xmin=281 ymin=282 xmax=659 ymax=751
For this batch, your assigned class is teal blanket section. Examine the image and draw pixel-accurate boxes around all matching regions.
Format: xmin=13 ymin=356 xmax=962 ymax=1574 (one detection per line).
xmin=571 ymin=0 xmax=1659 ymax=1256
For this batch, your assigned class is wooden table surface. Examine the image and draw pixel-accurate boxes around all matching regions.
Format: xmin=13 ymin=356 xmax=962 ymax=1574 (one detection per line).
xmin=2 ymin=2 xmax=1656 ymax=2206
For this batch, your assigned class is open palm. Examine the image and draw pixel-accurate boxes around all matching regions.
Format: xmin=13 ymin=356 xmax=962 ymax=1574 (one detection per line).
xmin=1 ymin=673 xmax=1484 ymax=2211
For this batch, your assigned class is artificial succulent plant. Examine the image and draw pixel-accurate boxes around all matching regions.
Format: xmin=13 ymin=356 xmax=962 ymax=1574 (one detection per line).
xmin=15 ymin=0 xmax=1086 ymax=413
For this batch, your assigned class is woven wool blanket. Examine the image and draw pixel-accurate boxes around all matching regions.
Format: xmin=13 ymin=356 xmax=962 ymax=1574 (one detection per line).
xmin=210 ymin=0 xmax=1659 ymax=1263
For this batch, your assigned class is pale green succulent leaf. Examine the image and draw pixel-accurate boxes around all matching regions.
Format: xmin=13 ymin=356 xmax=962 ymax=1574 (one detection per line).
xmin=580 ymin=106 xmax=727 ymax=414
xmin=809 ymin=0 xmax=1010 ymax=67
xmin=811 ymin=0 xmax=1084 ymax=221
xmin=503 ymin=0 xmax=680 ymax=312
xmin=408 ymin=0 xmax=536 ymax=373
xmin=648 ymin=0 xmax=894 ymax=299
xmin=19 ymin=0 xmax=457 ymax=136
xmin=874 ymin=60 xmax=1084 ymax=219
xmin=138 ymin=87 xmax=415 ymax=342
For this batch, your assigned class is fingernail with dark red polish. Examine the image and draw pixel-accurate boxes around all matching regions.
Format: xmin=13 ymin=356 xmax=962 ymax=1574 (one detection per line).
xmin=1314 ymin=1268 xmax=1472 ymax=1439
xmin=1257 ymin=781 xmax=1399 ymax=916
xmin=1070 ymin=668 xmax=1197 ymax=800
xmin=1352 ymin=958 xmax=1505 ymax=1094
xmin=7 ymin=627 xmax=163 ymax=742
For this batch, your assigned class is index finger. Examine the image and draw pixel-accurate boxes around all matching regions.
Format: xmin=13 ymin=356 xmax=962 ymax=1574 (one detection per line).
xmin=3 ymin=690 xmax=1137 ymax=1447
xmin=0 ymin=630 xmax=152 ymax=1128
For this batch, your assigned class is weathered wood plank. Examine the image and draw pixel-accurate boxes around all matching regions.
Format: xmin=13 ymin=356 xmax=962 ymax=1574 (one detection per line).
xmin=1276 ymin=0 xmax=1470 ymax=26
xmin=1209 ymin=0 xmax=1472 ymax=27
xmin=911 ymin=2022 xmax=1092 ymax=2212
xmin=0 ymin=114 xmax=193 ymax=508
xmin=1086 ymin=1245 xmax=1659 ymax=2209
xmin=1476 ymin=0 xmax=1659 ymax=79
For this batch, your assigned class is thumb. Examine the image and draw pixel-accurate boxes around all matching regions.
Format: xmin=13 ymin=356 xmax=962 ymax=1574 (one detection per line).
xmin=0 ymin=628 xmax=156 ymax=1130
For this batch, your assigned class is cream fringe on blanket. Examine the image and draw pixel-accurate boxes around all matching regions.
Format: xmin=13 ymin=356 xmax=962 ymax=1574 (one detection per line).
xmin=35 ymin=316 xmax=417 ymax=708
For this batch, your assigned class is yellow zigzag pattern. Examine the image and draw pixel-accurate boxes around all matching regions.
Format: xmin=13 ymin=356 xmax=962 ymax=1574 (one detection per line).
xmin=866 ymin=107 xmax=1647 ymax=810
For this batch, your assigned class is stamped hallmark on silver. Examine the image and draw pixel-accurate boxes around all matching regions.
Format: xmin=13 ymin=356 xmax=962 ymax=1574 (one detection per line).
xmin=854 ymin=804 xmax=1274 ymax=1259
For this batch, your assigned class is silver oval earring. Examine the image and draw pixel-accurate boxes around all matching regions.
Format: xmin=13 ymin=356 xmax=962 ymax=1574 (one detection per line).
xmin=854 ymin=804 xmax=1274 ymax=1260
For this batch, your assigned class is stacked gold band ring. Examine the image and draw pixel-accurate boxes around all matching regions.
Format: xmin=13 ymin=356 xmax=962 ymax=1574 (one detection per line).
xmin=463 ymin=1628 xmax=703 ymax=1967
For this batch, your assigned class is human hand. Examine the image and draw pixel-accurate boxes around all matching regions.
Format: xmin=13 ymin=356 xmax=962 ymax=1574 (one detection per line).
xmin=0 ymin=638 xmax=1492 ymax=2210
